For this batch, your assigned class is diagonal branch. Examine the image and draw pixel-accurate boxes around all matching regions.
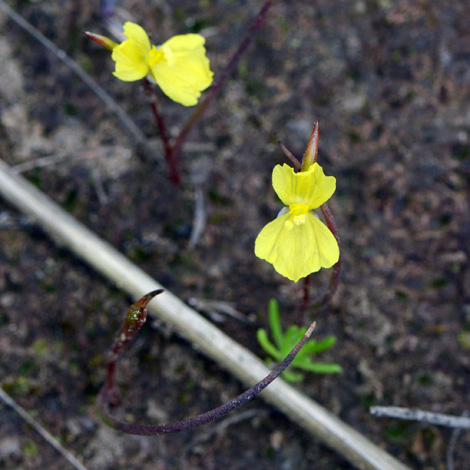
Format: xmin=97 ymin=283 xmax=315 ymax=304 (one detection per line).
xmin=370 ymin=407 xmax=470 ymax=429
xmin=0 ymin=387 xmax=90 ymax=470
xmin=0 ymin=0 xmax=148 ymax=148
xmin=169 ymin=0 xmax=275 ymax=176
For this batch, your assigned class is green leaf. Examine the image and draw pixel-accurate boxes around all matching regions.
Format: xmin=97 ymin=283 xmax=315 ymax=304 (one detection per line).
xmin=301 ymin=336 xmax=337 ymax=355
xmin=294 ymin=362 xmax=342 ymax=374
xmin=257 ymin=299 xmax=342 ymax=381
xmin=268 ymin=299 xmax=283 ymax=348
xmin=257 ymin=328 xmax=283 ymax=361
xmin=281 ymin=369 xmax=305 ymax=382
xmin=281 ymin=326 xmax=305 ymax=355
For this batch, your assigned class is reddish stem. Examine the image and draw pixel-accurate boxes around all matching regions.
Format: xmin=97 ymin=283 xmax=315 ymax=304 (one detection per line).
xmin=312 ymin=203 xmax=341 ymax=311
xmin=101 ymin=289 xmax=164 ymax=406
xmin=300 ymin=274 xmax=311 ymax=311
xmin=170 ymin=0 xmax=275 ymax=175
xmin=278 ymin=141 xmax=301 ymax=170
xmin=142 ymin=80 xmax=181 ymax=184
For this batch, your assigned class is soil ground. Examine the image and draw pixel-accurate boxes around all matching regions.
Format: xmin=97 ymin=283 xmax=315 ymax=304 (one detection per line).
xmin=0 ymin=1 xmax=469 ymax=469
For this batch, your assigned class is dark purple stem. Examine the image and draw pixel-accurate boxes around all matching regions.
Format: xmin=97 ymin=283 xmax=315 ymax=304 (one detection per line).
xmin=312 ymin=203 xmax=341 ymax=311
xmin=302 ymin=275 xmax=311 ymax=308
xmin=98 ymin=290 xmax=316 ymax=435
xmin=142 ymin=80 xmax=181 ymax=184
xmin=170 ymin=0 xmax=275 ymax=171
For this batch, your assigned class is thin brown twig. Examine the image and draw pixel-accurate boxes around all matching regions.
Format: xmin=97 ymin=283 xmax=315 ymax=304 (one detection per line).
xmin=0 ymin=387 xmax=90 ymax=470
xmin=0 ymin=0 xmax=148 ymax=148
xmin=278 ymin=141 xmax=302 ymax=170
xmin=170 ymin=0 xmax=275 ymax=176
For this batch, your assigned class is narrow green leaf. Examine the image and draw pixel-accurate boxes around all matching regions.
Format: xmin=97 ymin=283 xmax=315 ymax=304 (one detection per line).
xmin=294 ymin=362 xmax=342 ymax=374
xmin=281 ymin=327 xmax=304 ymax=355
xmin=301 ymin=336 xmax=337 ymax=354
xmin=281 ymin=369 xmax=305 ymax=382
xmin=256 ymin=328 xmax=283 ymax=361
xmin=268 ymin=299 xmax=283 ymax=348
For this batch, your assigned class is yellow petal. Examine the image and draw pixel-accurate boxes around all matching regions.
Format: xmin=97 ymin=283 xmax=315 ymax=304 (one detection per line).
xmin=151 ymin=34 xmax=213 ymax=106
xmin=111 ymin=22 xmax=151 ymax=81
xmin=122 ymin=22 xmax=151 ymax=52
xmin=163 ymin=33 xmax=206 ymax=52
xmin=272 ymin=163 xmax=336 ymax=210
xmin=255 ymin=212 xmax=339 ymax=282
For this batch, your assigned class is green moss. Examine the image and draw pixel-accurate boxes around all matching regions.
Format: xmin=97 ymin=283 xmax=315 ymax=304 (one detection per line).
xmin=429 ymin=276 xmax=448 ymax=290
xmin=385 ymin=421 xmax=415 ymax=444
xmin=2 ymin=377 xmax=38 ymax=397
xmin=31 ymin=339 xmax=49 ymax=356
xmin=458 ymin=330 xmax=470 ymax=350
xmin=23 ymin=440 xmax=38 ymax=458
xmin=18 ymin=359 xmax=36 ymax=376
xmin=62 ymin=188 xmax=79 ymax=212
xmin=418 ymin=373 xmax=433 ymax=386
xmin=39 ymin=280 xmax=57 ymax=293
xmin=177 ymin=393 xmax=189 ymax=404
xmin=208 ymin=187 xmax=233 ymax=206
xmin=127 ymin=246 xmax=152 ymax=263
xmin=360 ymin=393 xmax=377 ymax=409
xmin=395 ymin=290 xmax=408 ymax=300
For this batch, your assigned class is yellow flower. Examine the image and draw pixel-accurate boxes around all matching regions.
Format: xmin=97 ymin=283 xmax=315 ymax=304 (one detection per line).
xmin=255 ymin=163 xmax=339 ymax=282
xmin=111 ymin=22 xmax=213 ymax=106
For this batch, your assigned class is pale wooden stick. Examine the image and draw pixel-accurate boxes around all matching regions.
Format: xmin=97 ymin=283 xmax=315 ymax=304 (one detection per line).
xmin=0 ymin=158 xmax=410 ymax=470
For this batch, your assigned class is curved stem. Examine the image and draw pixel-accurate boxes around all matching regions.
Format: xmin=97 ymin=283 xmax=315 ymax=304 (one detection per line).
xmin=98 ymin=290 xmax=316 ymax=435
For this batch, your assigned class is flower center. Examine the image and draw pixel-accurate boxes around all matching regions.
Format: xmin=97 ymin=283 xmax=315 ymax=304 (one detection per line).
xmin=148 ymin=45 xmax=175 ymax=67
xmin=289 ymin=203 xmax=308 ymax=224
xmin=293 ymin=214 xmax=306 ymax=225
xmin=283 ymin=203 xmax=309 ymax=229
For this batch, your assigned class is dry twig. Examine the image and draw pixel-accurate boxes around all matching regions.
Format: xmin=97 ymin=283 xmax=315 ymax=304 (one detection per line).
xmin=370 ymin=406 xmax=470 ymax=429
xmin=0 ymin=0 xmax=147 ymax=148
xmin=0 ymin=387 xmax=90 ymax=470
